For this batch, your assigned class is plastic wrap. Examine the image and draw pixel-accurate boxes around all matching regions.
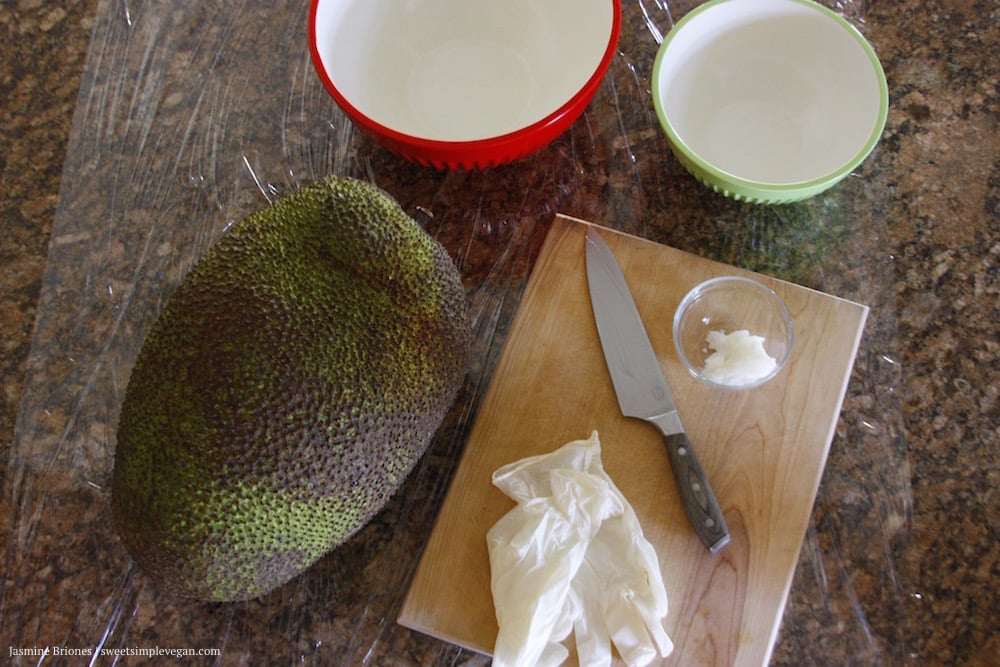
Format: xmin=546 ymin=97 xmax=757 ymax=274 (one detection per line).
xmin=2 ymin=0 xmax=912 ymax=664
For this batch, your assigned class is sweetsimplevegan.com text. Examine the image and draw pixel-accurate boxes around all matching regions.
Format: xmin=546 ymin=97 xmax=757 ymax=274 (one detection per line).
xmin=10 ymin=645 xmax=222 ymax=658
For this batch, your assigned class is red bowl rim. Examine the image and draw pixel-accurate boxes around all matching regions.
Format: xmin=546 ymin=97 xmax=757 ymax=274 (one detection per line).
xmin=307 ymin=0 xmax=622 ymax=163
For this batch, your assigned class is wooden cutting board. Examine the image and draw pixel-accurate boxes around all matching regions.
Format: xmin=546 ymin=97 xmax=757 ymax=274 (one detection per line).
xmin=398 ymin=215 xmax=868 ymax=666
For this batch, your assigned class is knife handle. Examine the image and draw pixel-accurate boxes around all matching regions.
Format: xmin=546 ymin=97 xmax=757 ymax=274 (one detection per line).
xmin=662 ymin=432 xmax=731 ymax=553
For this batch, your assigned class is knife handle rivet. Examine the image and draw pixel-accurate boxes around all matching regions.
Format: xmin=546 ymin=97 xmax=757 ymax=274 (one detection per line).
xmin=705 ymin=518 xmax=716 ymax=528
xmin=678 ymin=446 xmax=687 ymax=456
xmin=692 ymin=482 xmax=701 ymax=492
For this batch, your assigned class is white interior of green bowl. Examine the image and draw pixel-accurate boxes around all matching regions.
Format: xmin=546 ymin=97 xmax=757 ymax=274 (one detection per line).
xmin=655 ymin=0 xmax=885 ymax=185
xmin=313 ymin=0 xmax=614 ymax=142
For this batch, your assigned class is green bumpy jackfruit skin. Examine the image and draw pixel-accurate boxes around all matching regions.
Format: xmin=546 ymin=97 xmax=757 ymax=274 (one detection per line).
xmin=111 ymin=177 xmax=470 ymax=601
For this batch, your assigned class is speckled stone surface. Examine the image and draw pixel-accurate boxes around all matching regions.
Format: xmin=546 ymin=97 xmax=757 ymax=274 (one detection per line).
xmin=1 ymin=0 xmax=997 ymax=665
xmin=1 ymin=0 xmax=95 ymax=451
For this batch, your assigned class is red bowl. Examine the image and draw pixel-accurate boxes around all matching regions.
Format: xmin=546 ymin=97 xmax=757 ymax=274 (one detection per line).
xmin=309 ymin=0 xmax=622 ymax=170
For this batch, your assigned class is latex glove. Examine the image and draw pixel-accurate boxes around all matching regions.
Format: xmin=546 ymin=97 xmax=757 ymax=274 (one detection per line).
xmin=487 ymin=432 xmax=673 ymax=667
xmin=571 ymin=494 xmax=674 ymax=667
xmin=562 ymin=434 xmax=673 ymax=667
xmin=488 ymin=437 xmax=624 ymax=667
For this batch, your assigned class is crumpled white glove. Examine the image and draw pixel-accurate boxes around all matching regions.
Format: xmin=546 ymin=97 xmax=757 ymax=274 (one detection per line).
xmin=569 ymin=492 xmax=674 ymax=667
xmin=487 ymin=432 xmax=673 ymax=667
xmin=487 ymin=436 xmax=624 ymax=667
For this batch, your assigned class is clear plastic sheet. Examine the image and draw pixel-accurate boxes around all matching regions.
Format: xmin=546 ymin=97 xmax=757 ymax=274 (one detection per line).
xmin=2 ymin=0 xmax=916 ymax=664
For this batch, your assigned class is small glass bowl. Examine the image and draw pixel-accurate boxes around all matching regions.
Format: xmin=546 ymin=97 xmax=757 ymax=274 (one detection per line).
xmin=673 ymin=276 xmax=793 ymax=389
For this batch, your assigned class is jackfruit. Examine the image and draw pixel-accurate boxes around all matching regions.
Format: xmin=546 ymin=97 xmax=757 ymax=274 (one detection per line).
xmin=111 ymin=176 xmax=470 ymax=601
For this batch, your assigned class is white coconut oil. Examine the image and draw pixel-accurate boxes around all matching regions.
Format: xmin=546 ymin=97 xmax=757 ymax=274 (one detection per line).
xmin=701 ymin=329 xmax=778 ymax=386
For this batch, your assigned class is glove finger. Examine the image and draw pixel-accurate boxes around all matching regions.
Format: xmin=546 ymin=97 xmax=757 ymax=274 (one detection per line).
xmin=606 ymin=594 xmax=674 ymax=667
xmin=571 ymin=560 xmax=613 ymax=667
xmin=535 ymin=642 xmax=570 ymax=667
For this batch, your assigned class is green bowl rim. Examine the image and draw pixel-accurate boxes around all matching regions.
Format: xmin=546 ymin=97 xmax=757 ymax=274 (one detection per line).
xmin=651 ymin=0 xmax=889 ymax=200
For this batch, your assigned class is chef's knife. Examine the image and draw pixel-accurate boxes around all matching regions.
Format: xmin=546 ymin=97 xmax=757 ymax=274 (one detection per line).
xmin=585 ymin=227 xmax=730 ymax=553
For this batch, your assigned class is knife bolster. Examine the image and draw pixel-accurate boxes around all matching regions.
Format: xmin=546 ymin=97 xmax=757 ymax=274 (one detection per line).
xmin=649 ymin=410 xmax=684 ymax=436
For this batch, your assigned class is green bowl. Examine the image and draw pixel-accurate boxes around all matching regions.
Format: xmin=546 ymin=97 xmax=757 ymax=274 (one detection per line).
xmin=652 ymin=0 xmax=888 ymax=204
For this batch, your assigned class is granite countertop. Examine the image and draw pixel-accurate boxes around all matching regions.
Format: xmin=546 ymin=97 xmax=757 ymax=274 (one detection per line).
xmin=2 ymin=0 xmax=997 ymax=664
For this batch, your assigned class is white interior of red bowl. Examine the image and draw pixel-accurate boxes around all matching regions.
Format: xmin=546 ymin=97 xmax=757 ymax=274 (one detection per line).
xmin=656 ymin=0 xmax=885 ymax=184
xmin=312 ymin=0 xmax=615 ymax=142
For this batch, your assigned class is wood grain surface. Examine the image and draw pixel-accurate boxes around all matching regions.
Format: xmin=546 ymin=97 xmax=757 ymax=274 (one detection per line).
xmin=398 ymin=215 xmax=868 ymax=666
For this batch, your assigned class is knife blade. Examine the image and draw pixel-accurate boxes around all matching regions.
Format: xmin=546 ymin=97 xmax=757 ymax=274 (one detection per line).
xmin=585 ymin=226 xmax=730 ymax=553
